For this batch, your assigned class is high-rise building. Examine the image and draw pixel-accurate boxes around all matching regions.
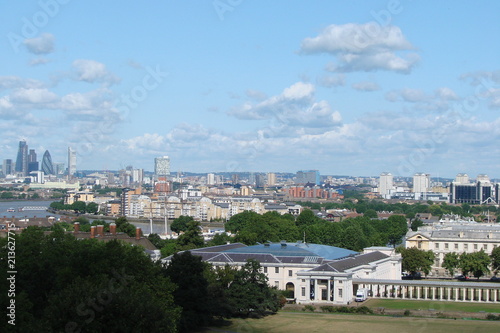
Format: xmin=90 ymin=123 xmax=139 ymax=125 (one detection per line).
xmin=255 ymin=174 xmax=266 ymax=188
xmin=295 ymin=170 xmax=320 ymax=185
xmin=15 ymin=140 xmax=28 ymax=176
xmin=267 ymin=172 xmax=276 ymax=186
xmin=379 ymin=172 xmax=393 ymax=198
xmin=41 ymin=150 xmax=54 ymax=175
xmin=2 ymin=159 xmax=12 ymax=176
xmin=154 ymin=156 xmax=170 ymax=179
xmin=132 ymin=169 xmax=144 ymax=184
xmin=207 ymin=173 xmax=215 ymax=185
xmin=455 ymin=173 xmax=469 ymax=184
xmin=27 ymin=149 xmax=38 ymax=172
xmin=53 ymin=162 xmax=65 ymax=176
xmin=68 ymin=147 xmax=76 ymax=177
xmin=413 ymin=173 xmax=430 ymax=193
xmin=450 ymin=175 xmax=498 ymax=204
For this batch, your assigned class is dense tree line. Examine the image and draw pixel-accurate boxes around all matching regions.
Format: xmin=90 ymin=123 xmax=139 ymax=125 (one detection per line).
xmin=0 ymin=226 xmax=283 ymax=332
xmin=50 ymin=200 xmax=99 ymax=214
xmin=442 ymin=248 xmax=500 ymax=279
xmin=222 ymin=210 xmax=408 ymax=251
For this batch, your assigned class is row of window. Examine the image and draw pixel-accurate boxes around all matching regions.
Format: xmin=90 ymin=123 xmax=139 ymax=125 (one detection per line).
xmin=262 ymin=266 xmax=294 ymax=276
xmin=434 ymin=242 xmax=498 ymax=251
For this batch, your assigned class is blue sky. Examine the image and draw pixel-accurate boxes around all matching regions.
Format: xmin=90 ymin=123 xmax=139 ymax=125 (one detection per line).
xmin=1 ymin=0 xmax=499 ymax=178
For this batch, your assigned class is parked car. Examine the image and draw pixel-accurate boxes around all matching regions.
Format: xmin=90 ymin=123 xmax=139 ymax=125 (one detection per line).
xmin=402 ymin=272 xmax=422 ymax=280
xmin=490 ymin=276 xmax=500 ymax=282
xmin=455 ymin=275 xmax=469 ymax=281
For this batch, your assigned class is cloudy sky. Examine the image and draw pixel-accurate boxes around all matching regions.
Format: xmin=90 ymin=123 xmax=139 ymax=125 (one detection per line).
xmin=1 ymin=0 xmax=499 ymax=178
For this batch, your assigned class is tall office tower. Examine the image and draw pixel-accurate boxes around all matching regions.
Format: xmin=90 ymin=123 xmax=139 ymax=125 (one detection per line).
xmin=154 ymin=156 xmax=170 ymax=179
xmin=207 ymin=173 xmax=215 ymax=185
xmin=267 ymin=172 xmax=276 ymax=186
xmin=476 ymin=174 xmax=490 ymax=183
xmin=53 ymin=162 xmax=65 ymax=176
xmin=413 ymin=173 xmax=430 ymax=193
xmin=68 ymin=147 xmax=77 ymax=177
xmin=231 ymin=174 xmax=239 ymax=185
xmin=41 ymin=150 xmax=54 ymax=175
xmin=255 ymin=174 xmax=266 ymax=188
xmin=2 ymin=159 xmax=12 ymax=176
xmin=27 ymin=149 xmax=38 ymax=172
xmin=379 ymin=172 xmax=394 ymax=197
xmin=296 ymin=170 xmax=320 ymax=185
xmin=455 ymin=173 xmax=469 ymax=184
xmin=132 ymin=169 xmax=144 ymax=184
xmin=15 ymin=140 xmax=28 ymax=176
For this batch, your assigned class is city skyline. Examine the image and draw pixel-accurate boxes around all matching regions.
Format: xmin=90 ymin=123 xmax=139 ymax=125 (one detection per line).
xmin=1 ymin=1 xmax=499 ymax=177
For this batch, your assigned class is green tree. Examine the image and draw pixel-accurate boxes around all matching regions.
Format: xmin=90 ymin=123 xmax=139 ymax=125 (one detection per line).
xmin=491 ymin=246 xmax=500 ymax=275
xmin=397 ymin=246 xmax=435 ymax=276
xmin=177 ymin=220 xmax=205 ymax=250
xmin=295 ymin=209 xmax=319 ymax=227
xmin=386 ymin=215 xmax=408 ymax=247
xmin=226 ymin=259 xmax=283 ymax=318
xmin=225 ymin=210 xmax=262 ymax=233
xmin=70 ymin=200 xmax=86 ymax=213
xmin=171 ymin=215 xmax=194 ymax=234
xmin=363 ymin=209 xmax=378 ymax=219
xmin=165 ymin=251 xmax=211 ymax=332
xmin=86 ymin=202 xmax=99 ymax=214
xmin=460 ymin=250 xmax=491 ymax=279
xmin=442 ymin=252 xmax=460 ymax=277
xmin=410 ymin=218 xmax=424 ymax=231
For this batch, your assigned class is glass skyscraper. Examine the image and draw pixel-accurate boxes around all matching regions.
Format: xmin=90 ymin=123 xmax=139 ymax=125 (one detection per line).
xmin=41 ymin=150 xmax=54 ymax=175
xmin=15 ymin=140 xmax=28 ymax=176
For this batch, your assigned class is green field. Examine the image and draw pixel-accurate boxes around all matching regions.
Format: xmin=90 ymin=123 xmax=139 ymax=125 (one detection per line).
xmin=206 ymin=312 xmax=500 ymax=333
xmin=365 ymin=298 xmax=500 ymax=313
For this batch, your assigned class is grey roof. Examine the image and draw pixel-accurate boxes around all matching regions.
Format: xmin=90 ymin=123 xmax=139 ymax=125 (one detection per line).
xmin=191 ymin=242 xmax=247 ymax=253
xmin=309 ymin=251 xmax=388 ymax=273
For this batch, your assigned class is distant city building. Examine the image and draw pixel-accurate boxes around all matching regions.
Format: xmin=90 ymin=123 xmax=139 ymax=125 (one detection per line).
xmin=450 ymin=175 xmax=498 ymax=204
xmin=132 ymin=168 xmax=144 ymax=184
xmin=296 ymin=170 xmax=320 ymax=185
xmin=27 ymin=149 xmax=38 ymax=173
xmin=231 ymin=174 xmax=239 ymax=185
xmin=207 ymin=173 xmax=215 ymax=185
xmin=15 ymin=140 xmax=28 ymax=176
xmin=41 ymin=150 xmax=54 ymax=175
xmin=378 ymin=172 xmax=393 ymax=198
xmin=2 ymin=159 xmax=12 ymax=176
xmin=255 ymin=174 xmax=266 ymax=188
xmin=413 ymin=173 xmax=430 ymax=193
xmin=154 ymin=156 xmax=170 ymax=179
xmin=267 ymin=172 xmax=276 ymax=186
xmin=53 ymin=162 xmax=65 ymax=176
xmin=68 ymin=147 xmax=77 ymax=177
xmin=455 ymin=173 xmax=470 ymax=184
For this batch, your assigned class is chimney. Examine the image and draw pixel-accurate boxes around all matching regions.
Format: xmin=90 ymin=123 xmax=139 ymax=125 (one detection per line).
xmin=110 ymin=223 xmax=116 ymax=235
xmin=74 ymin=222 xmax=80 ymax=233
xmin=90 ymin=226 xmax=96 ymax=239
xmin=97 ymin=225 xmax=104 ymax=237
xmin=135 ymin=227 xmax=141 ymax=240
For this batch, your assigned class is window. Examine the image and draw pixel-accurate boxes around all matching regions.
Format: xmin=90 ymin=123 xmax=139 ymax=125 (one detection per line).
xmin=288 ymin=270 xmax=293 ymax=277
xmin=275 ymin=267 xmax=279 ymax=274
xmin=302 ymin=279 xmax=305 ymax=282
xmin=474 ymin=244 xmax=478 ymax=250
xmin=263 ymin=267 xmax=267 ymax=273
xmin=275 ymin=281 xmax=279 ymax=288
xmin=301 ymin=287 xmax=306 ymax=297
xmin=338 ymin=289 xmax=343 ymax=298
xmin=484 ymin=244 xmax=488 ymax=250
xmin=464 ymin=244 xmax=468 ymax=251
xmin=454 ymin=243 xmax=459 ymax=250
xmin=435 ymin=243 xmax=439 ymax=249
xmin=445 ymin=243 xmax=448 ymax=249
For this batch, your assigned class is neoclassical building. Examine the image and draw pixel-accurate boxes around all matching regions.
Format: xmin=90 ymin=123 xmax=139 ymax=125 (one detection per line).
xmin=405 ymin=221 xmax=500 ymax=277
xmin=164 ymin=242 xmax=402 ymax=305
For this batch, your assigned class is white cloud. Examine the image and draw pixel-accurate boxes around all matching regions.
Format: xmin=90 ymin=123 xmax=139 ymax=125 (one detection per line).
xmin=0 ymin=76 xmax=45 ymax=90
xmin=10 ymin=88 xmax=59 ymax=104
xmin=385 ymin=87 xmax=460 ymax=111
xmin=352 ymin=81 xmax=380 ymax=92
xmin=317 ymin=74 xmax=345 ymax=88
xmin=23 ymin=33 xmax=55 ymax=54
xmin=436 ymin=87 xmax=459 ymax=101
xmin=29 ymin=58 xmax=51 ymax=66
xmin=228 ymin=82 xmax=342 ymax=129
xmin=72 ymin=59 xmax=120 ymax=85
xmin=300 ymin=23 xmax=419 ymax=73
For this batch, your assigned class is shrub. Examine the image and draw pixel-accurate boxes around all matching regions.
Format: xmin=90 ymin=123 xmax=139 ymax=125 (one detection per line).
xmin=486 ymin=314 xmax=500 ymax=321
xmin=303 ymin=305 xmax=315 ymax=312
xmin=404 ymin=309 xmax=411 ymax=316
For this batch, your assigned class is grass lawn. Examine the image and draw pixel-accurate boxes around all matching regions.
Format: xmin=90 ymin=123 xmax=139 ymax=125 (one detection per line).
xmin=365 ymin=298 xmax=500 ymax=313
xmin=205 ymin=312 xmax=500 ymax=333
